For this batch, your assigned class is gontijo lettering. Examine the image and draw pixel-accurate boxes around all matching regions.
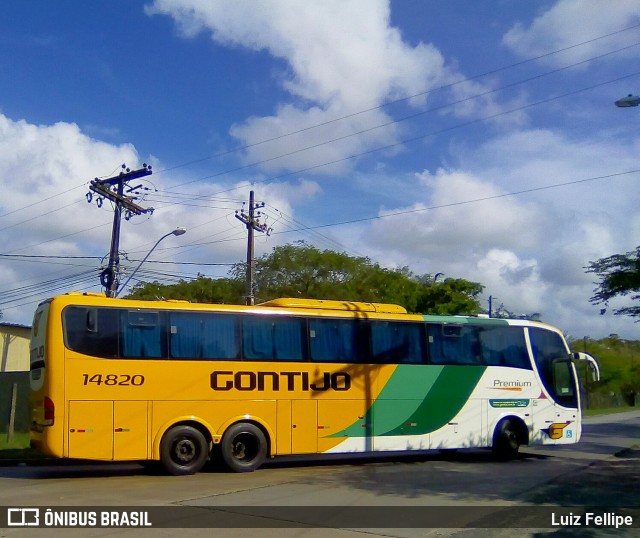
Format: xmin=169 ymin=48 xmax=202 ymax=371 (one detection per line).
xmin=210 ymin=370 xmax=351 ymax=391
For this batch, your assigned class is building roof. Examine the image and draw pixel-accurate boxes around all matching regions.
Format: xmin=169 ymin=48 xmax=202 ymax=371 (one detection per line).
xmin=0 ymin=322 xmax=31 ymax=330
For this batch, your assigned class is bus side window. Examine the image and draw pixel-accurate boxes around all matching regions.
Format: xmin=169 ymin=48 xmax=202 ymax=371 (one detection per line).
xmin=427 ymin=324 xmax=481 ymax=365
xmin=309 ymin=318 xmax=361 ymax=362
xmin=243 ymin=316 xmax=305 ymax=361
xmin=122 ymin=310 xmax=162 ymax=358
xmin=479 ymin=326 xmax=531 ymax=369
xmin=169 ymin=312 xmax=240 ymax=360
xmin=371 ymin=321 xmax=424 ymax=363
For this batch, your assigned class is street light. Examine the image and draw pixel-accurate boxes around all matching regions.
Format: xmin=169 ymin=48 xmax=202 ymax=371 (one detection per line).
xmin=614 ymin=94 xmax=640 ymax=107
xmin=115 ymin=227 xmax=186 ymax=297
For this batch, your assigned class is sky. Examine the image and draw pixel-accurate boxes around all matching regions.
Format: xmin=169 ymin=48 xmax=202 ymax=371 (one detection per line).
xmin=0 ymin=0 xmax=639 ymax=341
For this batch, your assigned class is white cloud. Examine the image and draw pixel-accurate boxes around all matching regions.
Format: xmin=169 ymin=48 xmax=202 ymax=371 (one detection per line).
xmin=0 ymin=115 xmax=140 ymax=250
xmin=147 ymin=0 xmax=446 ymax=109
xmin=476 ymin=249 xmax=545 ymax=312
xmin=503 ymin=0 xmax=640 ymax=66
xmin=369 ymin=168 xmax=542 ymax=261
xmin=146 ymin=0 xmax=512 ymax=173
xmin=0 ymin=113 xmax=318 ymax=324
xmin=359 ymin=127 xmax=640 ymax=338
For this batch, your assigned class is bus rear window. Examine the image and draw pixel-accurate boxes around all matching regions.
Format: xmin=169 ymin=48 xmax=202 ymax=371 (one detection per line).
xmin=63 ymin=306 xmax=119 ymax=358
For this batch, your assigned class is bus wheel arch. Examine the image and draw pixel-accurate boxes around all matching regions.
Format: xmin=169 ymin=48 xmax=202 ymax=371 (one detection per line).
xmin=492 ymin=416 xmax=528 ymax=459
xmin=159 ymin=422 xmax=211 ymax=476
xmin=219 ymin=421 xmax=269 ymax=473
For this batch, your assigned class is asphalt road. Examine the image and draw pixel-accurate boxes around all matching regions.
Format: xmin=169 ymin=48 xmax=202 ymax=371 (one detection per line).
xmin=0 ymin=410 xmax=638 ymax=537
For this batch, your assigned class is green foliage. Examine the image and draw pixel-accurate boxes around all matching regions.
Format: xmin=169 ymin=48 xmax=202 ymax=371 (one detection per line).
xmin=586 ymin=246 xmax=640 ymax=319
xmin=127 ymin=274 xmax=244 ymax=304
xmin=131 ymin=243 xmax=484 ymax=315
xmin=415 ymin=276 xmax=484 ymax=315
xmin=572 ymin=336 xmax=640 ymax=408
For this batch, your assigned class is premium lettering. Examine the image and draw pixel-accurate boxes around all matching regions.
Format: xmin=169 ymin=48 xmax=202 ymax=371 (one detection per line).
xmin=210 ymin=370 xmax=351 ymax=392
xmin=493 ymin=379 xmax=532 ymax=388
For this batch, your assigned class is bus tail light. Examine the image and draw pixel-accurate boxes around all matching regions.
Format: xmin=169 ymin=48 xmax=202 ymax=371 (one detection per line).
xmin=44 ymin=397 xmax=55 ymax=426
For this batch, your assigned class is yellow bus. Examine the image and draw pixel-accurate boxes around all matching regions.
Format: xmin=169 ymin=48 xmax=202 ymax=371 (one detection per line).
xmin=29 ymin=292 xmax=600 ymax=475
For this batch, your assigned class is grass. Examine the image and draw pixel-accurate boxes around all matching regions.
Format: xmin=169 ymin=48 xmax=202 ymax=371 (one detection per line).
xmin=0 ymin=433 xmax=49 ymax=462
xmin=584 ymin=405 xmax=637 ymax=417
xmin=0 ymin=432 xmax=29 ymax=450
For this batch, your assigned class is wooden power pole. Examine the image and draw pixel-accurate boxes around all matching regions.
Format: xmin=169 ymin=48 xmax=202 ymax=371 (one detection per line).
xmin=235 ymin=190 xmax=271 ymax=305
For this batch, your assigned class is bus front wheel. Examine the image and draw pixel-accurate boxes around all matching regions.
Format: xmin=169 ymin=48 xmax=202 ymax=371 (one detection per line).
xmin=160 ymin=425 xmax=209 ymax=475
xmin=492 ymin=419 xmax=521 ymax=459
xmin=220 ymin=422 xmax=267 ymax=472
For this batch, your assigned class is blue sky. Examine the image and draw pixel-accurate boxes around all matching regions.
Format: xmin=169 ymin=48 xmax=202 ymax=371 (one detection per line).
xmin=0 ymin=0 xmax=639 ymax=340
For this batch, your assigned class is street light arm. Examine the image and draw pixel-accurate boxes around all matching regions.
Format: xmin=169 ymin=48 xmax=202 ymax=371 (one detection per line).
xmin=115 ymin=227 xmax=186 ymax=298
xmin=614 ymin=94 xmax=640 ymax=107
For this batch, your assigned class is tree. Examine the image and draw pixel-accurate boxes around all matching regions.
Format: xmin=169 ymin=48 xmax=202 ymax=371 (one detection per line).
xmin=586 ymin=246 xmax=640 ymax=319
xmin=129 ymin=243 xmax=484 ymax=315
xmin=127 ymin=274 xmax=243 ymax=304
xmin=415 ymin=275 xmax=484 ymax=315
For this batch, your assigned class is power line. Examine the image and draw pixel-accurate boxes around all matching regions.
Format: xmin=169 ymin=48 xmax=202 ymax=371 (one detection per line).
xmin=163 ymin=40 xmax=640 ymax=192
xmin=3 ymin=22 xmax=637 ymax=227
xmin=151 ymin=21 xmax=640 ymax=179
xmin=277 ymin=169 xmax=640 ymax=232
xmin=3 ymin=167 xmax=637 ymax=265
xmin=187 ymin=70 xmax=640 ymax=198
xmin=2 ymin=33 xmax=637 ymax=260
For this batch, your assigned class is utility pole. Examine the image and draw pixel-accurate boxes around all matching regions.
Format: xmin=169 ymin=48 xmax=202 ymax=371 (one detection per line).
xmin=87 ymin=164 xmax=154 ymax=297
xmin=235 ymin=190 xmax=271 ymax=305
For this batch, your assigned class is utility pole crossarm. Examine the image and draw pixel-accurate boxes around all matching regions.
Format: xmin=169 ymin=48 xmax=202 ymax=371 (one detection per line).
xmin=89 ymin=182 xmax=148 ymax=215
xmin=86 ymin=164 xmax=154 ymax=297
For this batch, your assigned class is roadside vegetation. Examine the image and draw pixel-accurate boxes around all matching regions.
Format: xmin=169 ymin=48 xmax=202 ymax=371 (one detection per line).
xmin=574 ymin=336 xmax=640 ymax=410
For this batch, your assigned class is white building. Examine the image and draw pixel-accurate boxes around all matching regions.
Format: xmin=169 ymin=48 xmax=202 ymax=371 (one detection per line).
xmin=1 ymin=323 xmax=31 ymax=372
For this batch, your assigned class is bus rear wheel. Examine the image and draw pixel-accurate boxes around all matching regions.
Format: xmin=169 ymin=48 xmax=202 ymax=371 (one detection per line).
xmin=220 ymin=422 xmax=267 ymax=472
xmin=492 ymin=418 xmax=521 ymax=460
xmin=160 ymin=425 xmax=209 ymax=475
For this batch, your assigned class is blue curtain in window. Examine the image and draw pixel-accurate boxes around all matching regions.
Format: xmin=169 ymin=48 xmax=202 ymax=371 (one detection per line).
xmin=243 ymin=317 xmax=273 ymax=360
xmin=372 ymin=322 xmax=422 ymax=363
xmin=310 ymin=319 xmax=355 ymax=362
xmin=169 ymin=312 xmax=239 ymax=359
xmin=122 ymin=314 xmax=161 ymax=358
xmin=202 ymin=314 xmax=238 ymax=359
xmin=243 ymin=317 xmax=303 ymax=361
xmin=428 ymin=325 xmax=476 ymax=364
xmin=169 ymin=313 xmax=201 ymax=358
xmin=273 ymin=318 xmax=303 ymax=361
xmin=479 ymin=327 xmax=530 ymax=369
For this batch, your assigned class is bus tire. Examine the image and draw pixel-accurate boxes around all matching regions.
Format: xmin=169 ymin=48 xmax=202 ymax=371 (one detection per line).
xmin=220 ymin=422 xmax=267 ymax=472
xmin=160 ymin=425 xmax=209 ymax=476
xmin=492 ymin=418 xmax=520 ymax=460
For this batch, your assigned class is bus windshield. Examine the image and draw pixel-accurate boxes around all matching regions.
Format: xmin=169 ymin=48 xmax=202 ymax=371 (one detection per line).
xmin=528 ymin=327 xmax=577 ymax=407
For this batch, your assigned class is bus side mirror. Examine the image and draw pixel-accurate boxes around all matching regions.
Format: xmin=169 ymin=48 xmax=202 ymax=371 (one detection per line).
xmin=573 ymin=352 xmax=601 ymax=382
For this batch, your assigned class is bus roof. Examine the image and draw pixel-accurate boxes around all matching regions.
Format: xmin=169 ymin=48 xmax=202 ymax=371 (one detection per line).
xmin=259 ymin=298 xmax=408 ymax=314
xmin=49 ymin=293 xmax=408 ymax=315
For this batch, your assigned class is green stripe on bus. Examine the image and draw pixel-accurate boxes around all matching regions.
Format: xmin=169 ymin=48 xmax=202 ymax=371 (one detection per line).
xmin=421 ymin=315 xmax=510 ymax=325
xmin=381 ymin=365 xmax=485 ymax=436
xmin=327 ymin=365 xmax=486 ymax=438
